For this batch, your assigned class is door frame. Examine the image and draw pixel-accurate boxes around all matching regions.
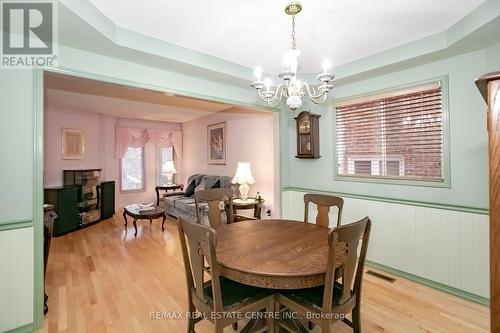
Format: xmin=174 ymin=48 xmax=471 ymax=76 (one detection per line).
xmin=33 ymin=65 xmax=279 ymax=328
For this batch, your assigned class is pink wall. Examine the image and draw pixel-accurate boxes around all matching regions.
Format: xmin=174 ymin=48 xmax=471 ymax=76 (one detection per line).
xmin=44 ymin=105 xmax=182 ymax=209
xmin=44 ymin=105 xmax=278 ymax=215
xmin=182 ymin=109 xmax=278 ymax=217
xmin=44 ymin=107 xmax=103 ymax=186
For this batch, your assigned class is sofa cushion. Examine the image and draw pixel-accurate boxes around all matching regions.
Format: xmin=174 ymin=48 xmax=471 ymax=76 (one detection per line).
xmin=175 ymin=197 xmax=196 ymax=213
xmin=200 ymin=175 xmax=221 ymax=189
xmin=164 ymin=195 xmax=184 ymax=208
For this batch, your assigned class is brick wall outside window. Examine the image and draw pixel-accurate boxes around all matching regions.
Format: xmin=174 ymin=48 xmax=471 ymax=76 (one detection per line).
xmin=336 ymin=83 xmax=444 ymax=182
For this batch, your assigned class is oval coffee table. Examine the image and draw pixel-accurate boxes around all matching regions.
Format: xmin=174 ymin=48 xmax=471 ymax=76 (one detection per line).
xmin=123 ymin=204 xmax=166 ymax=237
xmin=216 ymin=219 xmax=346 ymax=289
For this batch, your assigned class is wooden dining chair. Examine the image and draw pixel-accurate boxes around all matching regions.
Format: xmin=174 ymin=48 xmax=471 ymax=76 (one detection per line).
xmin=304 ymin=194 xmax=344 ymax=227
xmin=177 ymin=217 xmax=275 ymax=333
xmin=194 ymin=188 xmax=234 ymax=228
xmin=276 ymin=217 xmax=372 ymax=333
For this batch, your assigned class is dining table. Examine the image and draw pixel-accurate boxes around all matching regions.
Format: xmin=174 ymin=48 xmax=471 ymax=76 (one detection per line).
xmin=215 ymin=219 xmax=347 ymax=290
xmin=214 ymin=219 xmax=347 ymax=332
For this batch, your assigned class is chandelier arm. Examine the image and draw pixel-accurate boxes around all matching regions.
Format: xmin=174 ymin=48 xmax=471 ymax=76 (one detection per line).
xmin=256 ymin=84 xmax=287 ymax=108
xmin=304 ymin=82 xmax=327 ymax=99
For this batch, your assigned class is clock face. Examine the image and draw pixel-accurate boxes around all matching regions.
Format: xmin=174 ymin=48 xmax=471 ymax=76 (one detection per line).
xmin=299 ymin=116 xmax=311 ymax=134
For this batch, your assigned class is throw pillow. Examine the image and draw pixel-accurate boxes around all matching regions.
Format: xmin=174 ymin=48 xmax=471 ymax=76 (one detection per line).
xmin=211 ymin=180 xmax=220 ymax=189
xmin=184 ymin=179 xmax=196 ymax=197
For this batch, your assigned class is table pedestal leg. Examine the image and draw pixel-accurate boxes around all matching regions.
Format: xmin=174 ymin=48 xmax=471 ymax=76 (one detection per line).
xmin=133 ymin=219 xmax=137 ymax=237
xmin=123 ymin=211 xmax=127 ymax=229
xmin=162 ymin=214 xmax=166 ymax=232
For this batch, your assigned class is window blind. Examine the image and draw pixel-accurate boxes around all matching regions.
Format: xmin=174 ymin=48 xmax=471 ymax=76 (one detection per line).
xmin=336 ymin=83 xmax=444 ymax=182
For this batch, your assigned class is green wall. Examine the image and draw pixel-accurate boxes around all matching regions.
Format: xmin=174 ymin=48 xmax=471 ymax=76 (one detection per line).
xmin=0 ymin=43 xmax=264 ymax=332
xmin=281 ymin=46 xmax=496 ymax=210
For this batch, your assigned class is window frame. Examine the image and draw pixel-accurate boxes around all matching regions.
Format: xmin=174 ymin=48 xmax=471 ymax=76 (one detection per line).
xmin=120 ymin=146 xmax=146 ymax=193
xmin=333 ymin=75 xmax=451 ymax=188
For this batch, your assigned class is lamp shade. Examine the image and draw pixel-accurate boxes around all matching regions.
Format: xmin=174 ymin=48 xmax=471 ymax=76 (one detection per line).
xmin=231 ymin=162 xmax=255 ymax=185
xmin=163 ymin=160 xmax=177 ymax=174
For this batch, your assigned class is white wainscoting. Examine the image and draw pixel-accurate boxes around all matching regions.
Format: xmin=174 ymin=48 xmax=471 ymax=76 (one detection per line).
xmin=282 ymin=190 xmax=489 ymax=298
xmin=0 ymin=227 xmax=34 ymax=332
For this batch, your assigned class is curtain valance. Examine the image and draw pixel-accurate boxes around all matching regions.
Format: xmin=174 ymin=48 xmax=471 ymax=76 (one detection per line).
xmin=115 ymin=127 xmax=182 ymax=159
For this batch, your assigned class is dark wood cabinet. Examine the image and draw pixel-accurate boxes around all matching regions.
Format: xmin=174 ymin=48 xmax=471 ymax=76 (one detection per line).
xmin=44 ymin=186 xmax=79 ymax=236
xmin=476 ymin=71 xmax=500 ymax=333
xmin=99 ymin=181 xmax=115 ymax=220
xmin=45 ymin=170 xmax=116 ymax=236
xmin=295 ymin=111 xmax=321 ymax=159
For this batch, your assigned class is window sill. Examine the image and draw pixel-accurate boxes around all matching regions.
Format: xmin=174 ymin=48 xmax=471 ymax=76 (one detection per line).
xmin=334 ymin=174 xmax=451 ymax=189
xmin=120 ymin=188 xmax=147 ymax=194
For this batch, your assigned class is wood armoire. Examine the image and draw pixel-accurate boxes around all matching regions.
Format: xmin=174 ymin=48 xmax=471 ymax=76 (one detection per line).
xmin=476 ymin=71 xmax=500 ymax=333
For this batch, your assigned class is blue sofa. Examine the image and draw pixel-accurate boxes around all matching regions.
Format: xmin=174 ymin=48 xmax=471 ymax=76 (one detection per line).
xmin=160 ymin=174 xmax=239 ymax=224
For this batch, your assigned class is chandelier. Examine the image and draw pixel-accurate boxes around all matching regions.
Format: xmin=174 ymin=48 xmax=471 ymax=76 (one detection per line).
xmin=251 ymin=2 xmax=335 ymax=112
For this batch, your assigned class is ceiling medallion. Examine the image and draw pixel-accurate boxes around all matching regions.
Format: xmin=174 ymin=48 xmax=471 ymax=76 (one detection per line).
xmin=251 ymin=2 xmax=335 ymax=113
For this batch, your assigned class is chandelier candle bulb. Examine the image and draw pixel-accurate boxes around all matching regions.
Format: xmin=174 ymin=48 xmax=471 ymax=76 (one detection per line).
xmin=322 ymin=58 xmax=331 ymax=73
xmin=254 ymin=67 xmax=262 ymax=82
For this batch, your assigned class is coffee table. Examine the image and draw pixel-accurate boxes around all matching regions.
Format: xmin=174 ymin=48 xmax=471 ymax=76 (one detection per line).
xmin=123 ymin=204 xmax=166 ymax=237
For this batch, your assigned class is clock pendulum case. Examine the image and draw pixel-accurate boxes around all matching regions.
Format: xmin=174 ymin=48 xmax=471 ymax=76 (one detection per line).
xmin=294 ymin=111 xmax=321 ymax=159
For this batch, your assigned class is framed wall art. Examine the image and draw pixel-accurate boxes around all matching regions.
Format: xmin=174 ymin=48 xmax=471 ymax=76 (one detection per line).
xmin=62 ymin=128 xmax=84 ymax=160
xmin=207 ymin=122 xmax=226 ymax=165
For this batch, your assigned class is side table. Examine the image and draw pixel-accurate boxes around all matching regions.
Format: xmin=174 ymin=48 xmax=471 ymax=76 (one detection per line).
xmin=232 ymin=197 xmax=265 ymax=221
xmin=155 ymin=184 xmax=184 ymax=206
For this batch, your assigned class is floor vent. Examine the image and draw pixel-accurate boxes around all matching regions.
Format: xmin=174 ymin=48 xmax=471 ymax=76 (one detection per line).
xmin=366 ymin=270 xmax=396 ymax=283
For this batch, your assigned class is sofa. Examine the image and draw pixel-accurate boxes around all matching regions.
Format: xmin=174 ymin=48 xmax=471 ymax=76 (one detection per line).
xmin=160 ymin=174 xmax=239 ymax=224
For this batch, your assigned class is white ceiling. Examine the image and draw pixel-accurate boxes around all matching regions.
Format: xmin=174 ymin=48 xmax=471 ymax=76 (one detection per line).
xmin=44 ymin=73 xmax=255 ymax=122
xmin=88 ymin=0 xmax=485 ymax=74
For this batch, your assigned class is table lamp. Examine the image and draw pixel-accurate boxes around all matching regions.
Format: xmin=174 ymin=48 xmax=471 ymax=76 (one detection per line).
xmin=231 ymin=162 xmax=255 ymax=201
xmin=163 ymin=160 xmax=177 ymax=185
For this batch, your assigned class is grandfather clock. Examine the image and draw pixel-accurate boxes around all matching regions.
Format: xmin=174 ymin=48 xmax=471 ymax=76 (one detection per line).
xmin=476 ymin=71 xmax=500 ymax=333
xmin=295 ymin=111 xmax=321 ymax=159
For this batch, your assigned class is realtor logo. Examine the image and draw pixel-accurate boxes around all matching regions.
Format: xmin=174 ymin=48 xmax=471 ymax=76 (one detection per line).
xmin=1 ymin=0 xmax=58 ymax=68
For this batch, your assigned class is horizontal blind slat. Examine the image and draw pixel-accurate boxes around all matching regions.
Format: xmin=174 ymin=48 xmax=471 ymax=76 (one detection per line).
xmin=336 ymin=84 xmax=444 ymax=181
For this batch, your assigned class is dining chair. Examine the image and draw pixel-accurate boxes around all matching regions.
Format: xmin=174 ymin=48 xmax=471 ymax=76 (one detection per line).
xmin=177 ymin=217 xmax=275 ymax=333
xmin=304 ymin=193 xmax=344 ymax=227
xmin=194 ymin=188 xmax=234 ymax=228
xmin=276 ymin=217 xmax=372 ymax=333
xmin=195 ymin=188 xmax=259 ymax=227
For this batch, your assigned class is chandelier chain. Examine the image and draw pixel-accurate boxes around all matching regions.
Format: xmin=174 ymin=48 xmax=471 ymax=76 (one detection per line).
xmin=291 ymin=15 xmax=296 ymax=49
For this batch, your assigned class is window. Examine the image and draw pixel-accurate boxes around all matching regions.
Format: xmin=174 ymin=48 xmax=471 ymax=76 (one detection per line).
xmin=336 ymin=81 xmax=445 ymax=183
xmin=121 ymin=147 xmax=144 ymax=191
xmin=157 ymin=147 xmax=174 ymax=185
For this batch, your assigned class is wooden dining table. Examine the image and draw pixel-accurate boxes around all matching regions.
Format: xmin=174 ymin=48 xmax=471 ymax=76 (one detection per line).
xmin=215 ymin=219 xmax=346 ymax=290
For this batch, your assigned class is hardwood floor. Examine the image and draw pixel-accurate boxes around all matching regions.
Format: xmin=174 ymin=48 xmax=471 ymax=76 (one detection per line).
xmin=39 ymin=213 xmax=490 ymax=333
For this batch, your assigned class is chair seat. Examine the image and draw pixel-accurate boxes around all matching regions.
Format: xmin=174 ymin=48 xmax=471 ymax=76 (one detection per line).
xmin=282 ymin=282 xmax=346 ymax=310
xmin=204 ymin=276 xmax=271 ymax=309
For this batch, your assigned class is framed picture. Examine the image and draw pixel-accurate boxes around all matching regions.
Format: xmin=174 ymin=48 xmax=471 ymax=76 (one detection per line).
xmin=207 ymin=122 xmax=226 ymax=165
xmin=62 ymin=128 xmax=84 ymax=159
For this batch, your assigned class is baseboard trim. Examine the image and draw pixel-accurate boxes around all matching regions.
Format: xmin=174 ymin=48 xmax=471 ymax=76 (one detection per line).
xmin=1 ymin=322 xmax=34 ymax=333
xmin=366 ymin=260 xmax=490 ymax=306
